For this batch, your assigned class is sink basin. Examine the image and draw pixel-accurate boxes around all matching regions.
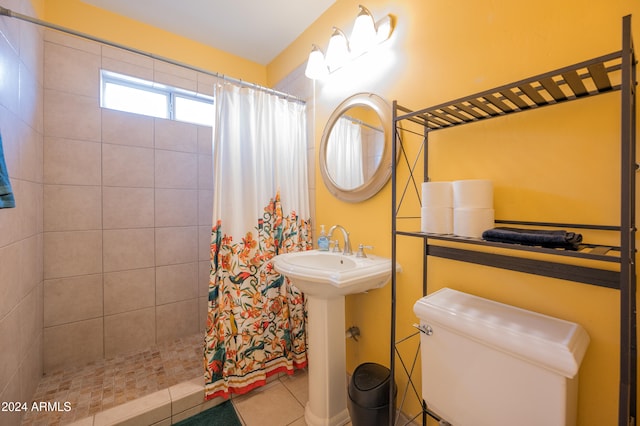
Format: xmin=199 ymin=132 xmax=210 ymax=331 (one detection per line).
xmin=272 ymin=250 xmax=396 ymax=298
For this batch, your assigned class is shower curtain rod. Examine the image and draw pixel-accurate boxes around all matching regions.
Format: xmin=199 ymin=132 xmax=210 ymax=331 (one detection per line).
xmin=343 ymin=114 xmax=383 ymax=132
xmin=0 ymin=5 xmax=305 ymax=104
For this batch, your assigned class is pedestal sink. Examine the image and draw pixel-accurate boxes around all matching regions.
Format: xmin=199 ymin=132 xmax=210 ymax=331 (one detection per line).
xmin=272 ymin=250 xmax=398 ymax=426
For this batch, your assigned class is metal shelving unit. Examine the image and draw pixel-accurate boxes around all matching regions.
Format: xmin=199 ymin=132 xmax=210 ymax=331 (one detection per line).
xmin=390 ymin=15 xmax=637 ymax=426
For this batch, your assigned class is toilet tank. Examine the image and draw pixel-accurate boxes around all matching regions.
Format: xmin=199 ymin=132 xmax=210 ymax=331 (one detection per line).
xmin=413 ymin=288 xmax=590 ymax=426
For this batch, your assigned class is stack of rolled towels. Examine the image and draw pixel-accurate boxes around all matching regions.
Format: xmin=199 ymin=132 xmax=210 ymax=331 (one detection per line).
xmin=421 ymin=179 xmax=495 ymax=238
xmin=452 ymin=179 xmax=495 ymax=238
xmin=421 ymin=181 xmax=454 ymax=234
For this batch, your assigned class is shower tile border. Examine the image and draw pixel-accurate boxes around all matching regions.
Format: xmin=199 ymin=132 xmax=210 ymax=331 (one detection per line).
xmin=65 ymin=377 xmax=225 ymax=426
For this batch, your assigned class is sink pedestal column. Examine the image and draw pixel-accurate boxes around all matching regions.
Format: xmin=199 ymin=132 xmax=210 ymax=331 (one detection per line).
xmin=304 ymin=295 xmax=351 ymax=426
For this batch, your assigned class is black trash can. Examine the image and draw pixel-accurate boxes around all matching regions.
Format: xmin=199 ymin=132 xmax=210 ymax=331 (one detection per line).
xmin=348 ymin=362 xmax=397 ymax=426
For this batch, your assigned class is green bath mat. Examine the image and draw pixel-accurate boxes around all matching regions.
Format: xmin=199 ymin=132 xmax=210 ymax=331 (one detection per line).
xmin=174 ymin=400 xmax=242 ymax=426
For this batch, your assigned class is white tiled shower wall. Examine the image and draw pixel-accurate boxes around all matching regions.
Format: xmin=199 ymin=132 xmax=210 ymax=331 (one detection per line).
xmin=0 ymin=1 xmax=45 ymax=426
xmin=40 ymin=29 xmax=215 ymax=373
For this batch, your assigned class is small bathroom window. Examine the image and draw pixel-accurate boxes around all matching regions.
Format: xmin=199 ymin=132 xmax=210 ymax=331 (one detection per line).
xmin=100 ymin=70 xmax=214 ymax=127
xmin=174 ymin=93 xmax=215 ymax=126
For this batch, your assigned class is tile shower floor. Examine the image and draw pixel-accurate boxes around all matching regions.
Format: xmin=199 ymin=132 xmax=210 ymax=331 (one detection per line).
xmin=21 ymin=334 xmax=203 ymax=425
xmin=19 ymin=333 xmax=321 ymax=426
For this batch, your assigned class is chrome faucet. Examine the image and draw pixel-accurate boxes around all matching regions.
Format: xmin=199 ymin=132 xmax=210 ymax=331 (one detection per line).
xmin=328 ymin=225 xmax=352 ymax=255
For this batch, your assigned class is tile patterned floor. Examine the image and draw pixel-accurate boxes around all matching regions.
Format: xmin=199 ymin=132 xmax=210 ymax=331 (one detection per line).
xmin=21 ymin=333 xmax=203 ymax=426
xmin=233 ymin=371 xmax=311 ymax=426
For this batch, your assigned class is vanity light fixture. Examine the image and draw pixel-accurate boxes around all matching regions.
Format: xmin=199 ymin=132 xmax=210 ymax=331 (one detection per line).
xmin=304 ymin=44 xmax=329 ymax=80
xmin=304 ymin=4 xmax=393 ymax=80
xmin=375 ymin=14 xmax=393 ymax=44
xmin=350 ymin=5 xmax=377 ymax=56
xmin=325 ymin=27 xmax=350 ymax=72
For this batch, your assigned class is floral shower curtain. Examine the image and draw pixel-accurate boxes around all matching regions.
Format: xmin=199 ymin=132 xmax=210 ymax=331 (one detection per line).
xmin=204 ymin=81 xmax=312 ymax=400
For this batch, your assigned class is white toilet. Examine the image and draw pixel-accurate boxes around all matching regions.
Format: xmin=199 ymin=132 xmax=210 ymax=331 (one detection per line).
xmin=413 ymin=288 xmax=590 ymax=426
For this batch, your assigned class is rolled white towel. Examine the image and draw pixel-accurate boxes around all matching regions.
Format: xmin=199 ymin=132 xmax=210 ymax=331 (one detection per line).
xmin=453 ymin=208 xmax=495 ymax=238
xmin=422 ymin=181 xmax=453 ymax=208
xmin=421 ymin=207 xmax=453 ymax=234
xmin=452 ymin=179 xmax=493 ymax=209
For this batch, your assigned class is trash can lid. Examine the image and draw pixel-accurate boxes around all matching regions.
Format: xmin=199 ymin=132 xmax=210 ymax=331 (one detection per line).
xmin=353 ymin=363 xmax=390 ymax=391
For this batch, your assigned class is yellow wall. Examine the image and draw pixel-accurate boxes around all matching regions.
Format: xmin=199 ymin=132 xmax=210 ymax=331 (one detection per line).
xmin=272 ymin=0 xmax=640 ymax=425
xmin=30 ymin=0 xmax=45 ymax=18
xmin=40 ymin=0 xmax=267 ymax=84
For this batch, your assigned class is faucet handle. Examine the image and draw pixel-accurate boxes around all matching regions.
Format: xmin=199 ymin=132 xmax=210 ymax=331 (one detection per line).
xmin=331 ymin=240 xmax=341 ymax=253
xmin=356 ymin=244 xmax=374 ymax=258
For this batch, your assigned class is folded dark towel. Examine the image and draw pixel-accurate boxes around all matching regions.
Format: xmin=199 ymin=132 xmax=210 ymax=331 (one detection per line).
xmin=482 ymin=227 xmax=583 ymax=250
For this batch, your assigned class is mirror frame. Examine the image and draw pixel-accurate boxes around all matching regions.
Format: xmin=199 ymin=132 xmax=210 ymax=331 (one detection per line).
xmin=319 ymin=93 xmax=393 ymax=203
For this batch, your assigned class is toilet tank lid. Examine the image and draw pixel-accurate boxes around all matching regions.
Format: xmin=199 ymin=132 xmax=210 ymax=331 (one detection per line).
xmin=413 ymin=288 xmax=590 ymax=378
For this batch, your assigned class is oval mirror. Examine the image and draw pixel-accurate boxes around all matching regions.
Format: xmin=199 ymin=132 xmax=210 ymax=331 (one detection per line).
xmin=319 ymin=93 xmax=393 ymax=203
